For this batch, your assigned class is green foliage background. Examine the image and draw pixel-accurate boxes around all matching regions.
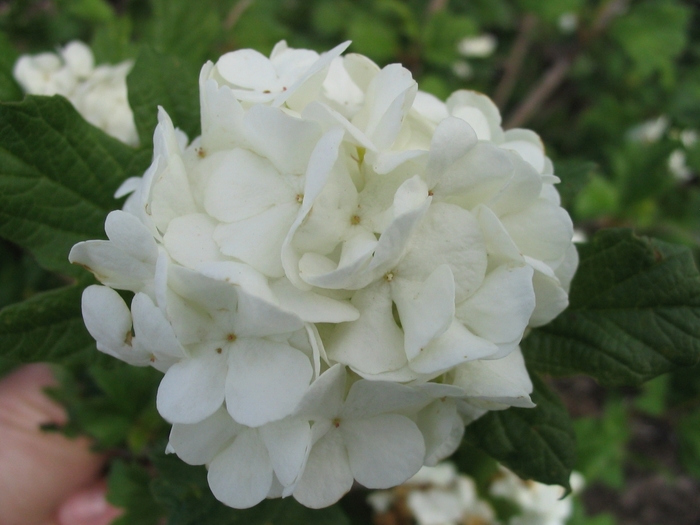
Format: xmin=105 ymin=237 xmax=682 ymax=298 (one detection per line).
xmin=1 ymin=0 xmax=700 ymax=524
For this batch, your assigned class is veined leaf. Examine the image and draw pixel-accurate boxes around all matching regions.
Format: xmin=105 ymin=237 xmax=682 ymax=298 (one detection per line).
xmin=464 ymin=374 xmax=576 ymax=489
xmin=523 ymin=229 xmax=700 ymax=385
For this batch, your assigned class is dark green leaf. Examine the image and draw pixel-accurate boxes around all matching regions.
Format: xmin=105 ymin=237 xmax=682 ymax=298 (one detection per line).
xmin=523 ymin=229 xmax=700 ymax=385
xmin=151 ymin=453 xmax=350 ymax=525
xmin=0 ymin=95 xmax=149 ymax=276
xmin=109 ymin=460 xmax=165 ymax=525
xmin=149 ymin=0 xmax=222 ymax=65
xmin=91 ymin=17 xmax=137 ymax=64
xmin=0 ymin=281 xmax=108 ymax=368
xmin=0 ymin=32 xmax=22 ymax=102
xmin=464 ymin=374 xmax=576 ymax=489
xmin=610 ymin=0 xmax=690 ymax=82
xmin=127 ymin=46 xmax=200 ymax=148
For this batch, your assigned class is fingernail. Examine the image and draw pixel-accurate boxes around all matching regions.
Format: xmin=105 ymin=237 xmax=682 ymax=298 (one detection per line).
xmin=58 ymin=486 xmax=122 ymax=525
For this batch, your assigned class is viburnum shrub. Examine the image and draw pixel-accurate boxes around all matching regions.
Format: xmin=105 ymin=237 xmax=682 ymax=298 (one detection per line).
xmin=70 ymin=41 xmax=576 ymax=509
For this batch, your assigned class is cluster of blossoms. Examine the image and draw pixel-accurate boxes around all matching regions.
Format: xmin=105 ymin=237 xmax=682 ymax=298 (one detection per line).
xmin=368 ymin=462 xmax=583 ymax=525
xmin=13 ymin=41 xmax=138 ymax=145
xmin=70 ymin=41 xmax=577 ymax=509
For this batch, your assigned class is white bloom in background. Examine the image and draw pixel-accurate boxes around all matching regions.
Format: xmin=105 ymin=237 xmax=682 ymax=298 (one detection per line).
xmin=13 ymin=40 xmax=138 ymax=145
xmin=627 ymin=116 xmax=668 ymax=143
xmin=452 ymin=60 xmax=473 ymax=79
xmin=491 ymin=467 xmax=585 ymax=525
xmin=558 ymin=13 xmax=579 ymax=34
xmin=457 ymin=34 xmax=497 ymax=58
xmin=668 ymin=149 xmax=692 ymax=181
xmin=73 ymin=41 xmax=578 ymax=509
xmin=368 ymin=462 xmax=584 ymax=525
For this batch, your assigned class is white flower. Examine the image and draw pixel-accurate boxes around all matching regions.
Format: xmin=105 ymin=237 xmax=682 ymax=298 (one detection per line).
xmin=13 ymin=41 xmax=138 ymax=145
xmin=73 ymin=41 xmax=578 ymax=509
xmin=457 ymin=34 xmax=497 ymax=58
xmin=490 ymin=467 xmax=585 ymax=525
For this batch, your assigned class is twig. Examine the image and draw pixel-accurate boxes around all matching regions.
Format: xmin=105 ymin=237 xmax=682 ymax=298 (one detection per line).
xmin=427 ymin=0 xmax=448 ymax=15
xmin=494 ymin=13 xmax=538 ymax=109
xmin=504 ymin=57 xmax=571 ymax=128
xmin=224 ymin=0 xmax=254 ymax=31
xmin=504 ymin=0 xmax=630 ymax=128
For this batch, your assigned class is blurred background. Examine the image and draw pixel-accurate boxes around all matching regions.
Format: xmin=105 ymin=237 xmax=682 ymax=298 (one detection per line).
xmin=1 ymin=1 xmax=700 ymax=524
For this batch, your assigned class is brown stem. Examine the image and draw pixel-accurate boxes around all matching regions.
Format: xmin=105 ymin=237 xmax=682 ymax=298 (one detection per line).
xmin=493 ymin=13 xmax=538 ymax=109
xmin=504 ymin=0 xmax=629 ymax=128
xmin=427 ymin=0 xmax=448 ymax=15
xmin=224 ymin=0 xmax=254 ymax=31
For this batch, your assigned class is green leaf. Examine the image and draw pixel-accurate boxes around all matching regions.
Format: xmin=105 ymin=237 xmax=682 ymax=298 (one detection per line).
xmin=574 ymin=399 xmax=628 ymax=488
xmin=0 ymin=281 xmax=108 ymax=368
xmin=554 ymin=159 xmax=596 ymax=213
xmin=151 ymin=453 xmax=350 ymax=525
xmin=610 ymin=0 xmax=690 ymax=82
xmin=149 ymin=0 xmax=222 ymax=65
xmin=108 ymin=460 xmax=165 ymax=525
xmin=127 ymin=46 xmax=200 ymax=148
xmin=464 ymin=374 xmax=576 ymax=489
xmin=523 ymin=229 xmax=700 ymax=385
xmin=62 ymin=0 xmax=115 ymax=23
xmin=347 ymin=12 xmax=399 ymax=64
xmin=633 ymin=373 xmax=669 ymax=416
xmin=677 ymin=410 xmax=700 ymax=479
xmin=0 ymin=95 xmax=149 ymax=276
xmin=0 ymin=32 xmax=22 ymax=102
xmin=91 ymin=16 xmax=137 ymax=64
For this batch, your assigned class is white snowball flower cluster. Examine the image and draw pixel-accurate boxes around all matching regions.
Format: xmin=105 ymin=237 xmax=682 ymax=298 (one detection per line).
xmin=13 ymin=41 xmax=138 ymax=145
xmin=368 ymin=462 xmax=583 ymax=525
xmin=490 ymin=466 xmax=585 ymax=525
xmin=368 ymin=462 xmax=495 ymax=525
xmin=70 ymin=41 xmax=577 ymax=509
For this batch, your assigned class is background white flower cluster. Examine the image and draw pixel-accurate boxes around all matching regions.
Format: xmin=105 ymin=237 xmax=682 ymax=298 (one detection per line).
xmin=13 ymin=41 xmax=138 ymax=146
xmin=368 ymin=462 xmax=584 ymax=525
xmin=69 ymin=41 xmax=577 ymax=509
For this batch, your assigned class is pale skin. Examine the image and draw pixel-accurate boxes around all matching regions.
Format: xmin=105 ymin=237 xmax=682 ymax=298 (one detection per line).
xmin=0 ymin=364 xmax=122 ymax=525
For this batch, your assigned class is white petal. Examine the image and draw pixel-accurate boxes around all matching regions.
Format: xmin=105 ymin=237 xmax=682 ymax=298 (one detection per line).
xmin=474 ymin=204 xmax=524 ymax=267
xmin=527 ymin=256 xmax=570 ymax=327
xmin=199 ymin=73 xmax=246 ymax=152
xmin=341 ymin=380 xmax=428 ymax=419
xmin=270 ymin=278 xmax=359 ymax=323
xmin=327 ymin=283 xmax=408 ymax=375
xmin=353 ymin=64 xmax=417 ymax=149
xmin=425 ymin=117 xmax=478 ymax=187
xmin=341 ymin=414 xmax=425 ymax=488
xmin=294 ymin=364 xmax=346 ymax=420
xmin=447 ymin=90 xmax=503 ymax=142
xmin=104 ymin=210 xmax=158 ymax=263
xmin=156 ymin=348 xmax=227 ymax=424
xmin=452 ymin=347 xmax=534 ymax=409
xmin=417 ymin=399 xmax=465 ymax=466
xmin=131 ymin=292 xmax=186 ymax=366
xmin=456 ymin=264 xmax=535 ymax=346
xmin=163 ymin=213 xmax=225 ymax=269
xmin=69 ymin=240 xmax=154 ymax=293
xmin=204 ymin=148 xmax=296 ymax=223
xmin=410 ymin=320 xmax=498 ymax=374
xmin=208 ymin=428 xmax=273 ymax=509
xmin=226 ymin=340 xmax=312 ymax=427
xmin=216 ymin=49 xmax=278 ymax=90
xmin=259 ymin=417 xmax=311 ymax=487
xmin=274 ymin=41 xmax=351 ymax=111
xmin=432 ymin=142 xmax=512 ymax=207
xmin=398 ymin=203 xmax=487 ymax=303
xmin=293 ymin=428 xmax=353 ymax=508
xmin=487 ymin=151 xmax=543 ymax=217
xmin=392 ymin=265 xmax=456 ymax=361
xmin=501 ymin=198 xmax=574 ymax=264
xmin=244 ymin=105 xmax=321 ymax=175
xmin=555 ymin=242 xmax=579 ymax=293
xmin=169 ymin=407 xmax=241 ymax=465
xmin=214 ymin=202 xmax=299 ymax=277
xmin=501 ymin=128 xmax=545 ymax=173
xmin=81 ymin=285 xmax=141 ymax=363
